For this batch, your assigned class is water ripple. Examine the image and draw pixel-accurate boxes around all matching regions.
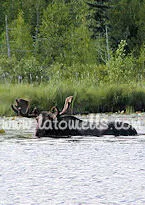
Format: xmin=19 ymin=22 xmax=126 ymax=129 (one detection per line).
xmin=0 ymin=116 xmax=145 ymax=204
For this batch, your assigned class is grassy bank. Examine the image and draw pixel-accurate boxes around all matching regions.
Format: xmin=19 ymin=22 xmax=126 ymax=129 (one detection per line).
xmin=0 ymin=81 xmax=145 ymax=116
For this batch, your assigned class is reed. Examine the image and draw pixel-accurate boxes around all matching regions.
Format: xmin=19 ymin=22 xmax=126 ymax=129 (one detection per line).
xmin=0 ymin=81 xmax=145 ymax=116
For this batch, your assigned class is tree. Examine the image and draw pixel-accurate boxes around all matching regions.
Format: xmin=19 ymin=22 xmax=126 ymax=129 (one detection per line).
xmin=87 ymin=0 xmax=112 ymax=62
xmin=109 ymin=0 xmax=145 ymax=53
xmin=38 ymin=0 xmax=97 ymax=66
xmin=0 ymin=0 xmax=48 ymax=41
xmin=87 ymin=0 xmax=111 ymax=37
xmin=107 ymin=40 xmax=136 ymax=83
xmin=9 ymin=10 xmax=33 ymax=60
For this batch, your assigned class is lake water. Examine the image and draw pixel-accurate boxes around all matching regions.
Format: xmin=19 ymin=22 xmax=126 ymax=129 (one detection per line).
xmin=0 ymin=114 xmax=145 ymax=205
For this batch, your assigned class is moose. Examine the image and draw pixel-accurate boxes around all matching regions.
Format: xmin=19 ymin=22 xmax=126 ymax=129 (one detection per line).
xmin=11 ymin=96 xmax=137 ymax=137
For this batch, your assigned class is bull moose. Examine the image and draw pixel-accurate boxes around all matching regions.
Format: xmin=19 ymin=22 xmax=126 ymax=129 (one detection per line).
xmin=11 ymin=96 xmax=137 ymax=137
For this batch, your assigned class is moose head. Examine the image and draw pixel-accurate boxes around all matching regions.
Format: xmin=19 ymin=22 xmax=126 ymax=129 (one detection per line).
xmin=35 ymin=96 xmax=73 ymax=137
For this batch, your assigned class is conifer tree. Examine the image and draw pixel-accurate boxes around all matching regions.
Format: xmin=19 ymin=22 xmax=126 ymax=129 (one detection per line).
xmin=87 ymin=0 xmax=111 ymax=38
xmin=9 ymin=10 xmax=33 ymax=60
xmin=87 ymin=0 xmax=112 ymax=62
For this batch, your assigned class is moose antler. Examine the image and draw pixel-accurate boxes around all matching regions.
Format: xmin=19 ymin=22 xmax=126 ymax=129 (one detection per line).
xmin=11 ymin=98 xmax=29 ymax=115
xmin=60 ymin=96 xmax=73 ymax=115
xmin=11 ymin=98 xmax=39 ymax=118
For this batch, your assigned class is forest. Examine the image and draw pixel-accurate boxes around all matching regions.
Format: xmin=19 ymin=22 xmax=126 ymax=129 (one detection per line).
xmin=0 ymin=0 xmax=145 ymax=115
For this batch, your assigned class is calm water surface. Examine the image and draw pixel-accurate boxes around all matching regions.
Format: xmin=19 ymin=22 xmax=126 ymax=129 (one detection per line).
xmin=0 ymin=114 xmax=145 ymax=205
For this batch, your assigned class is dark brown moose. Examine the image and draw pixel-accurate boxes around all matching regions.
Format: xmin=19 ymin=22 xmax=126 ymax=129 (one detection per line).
xmin=11 ymin=96 xmax=137 ymax=138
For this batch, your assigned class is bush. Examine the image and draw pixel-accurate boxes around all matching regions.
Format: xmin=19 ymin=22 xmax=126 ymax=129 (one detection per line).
xmin=48 ymin=63 xmax=108 ymax=84
xmin=0 ymin=55 xmax=46 ymax=83
xmin=107 ymin=40 xmax=136 ymax=83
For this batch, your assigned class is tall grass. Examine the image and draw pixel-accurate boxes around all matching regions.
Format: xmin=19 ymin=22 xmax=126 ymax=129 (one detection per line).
xmin=0 ymin=81 xmax=145 ymax=116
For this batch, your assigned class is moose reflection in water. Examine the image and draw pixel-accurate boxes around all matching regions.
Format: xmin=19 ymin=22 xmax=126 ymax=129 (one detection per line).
xmin=11 ymin=96 xmax=137 ymax=138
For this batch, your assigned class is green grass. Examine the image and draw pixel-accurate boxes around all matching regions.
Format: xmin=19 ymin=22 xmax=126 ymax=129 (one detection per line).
xmin=0 ymin=81 xmax=145 ymax=116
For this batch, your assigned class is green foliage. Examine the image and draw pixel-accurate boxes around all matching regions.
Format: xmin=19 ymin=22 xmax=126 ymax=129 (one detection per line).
xmin=0 ymin=55 xmax=17 ymax=82
xmin=0 ymin=0 xmax=145 ymax=104
xmin=38 ymin=0 xmax=97 ymax=65
xmin=9 ymin=10 xmax=33 ymax=60
xmin=0 ymin=55 xmax=44 ymax=83
xmin=87 ymin=0 xmax=111 ymax=37
xmin=107 ymin=40 xmax=136 ymax=83
xmin=48 ymin=63 xmax=107 ymax=84
xmin=137 ymin=44 xmax=145 ymax=81
xmin=0 ymin=10 xmax=34 ymax=60
xmin=110 ymin=0 xmax=145 ymax=52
